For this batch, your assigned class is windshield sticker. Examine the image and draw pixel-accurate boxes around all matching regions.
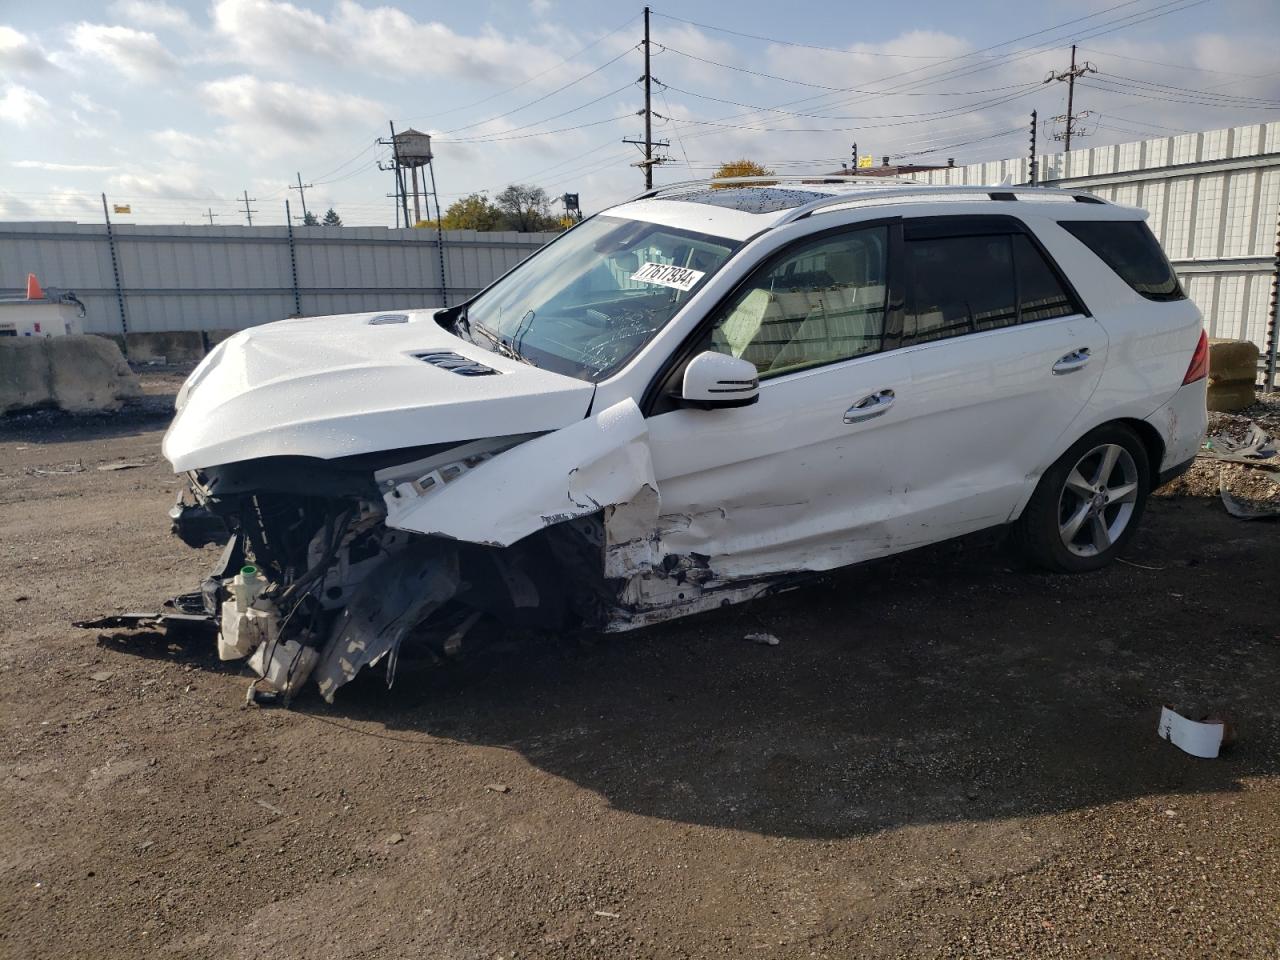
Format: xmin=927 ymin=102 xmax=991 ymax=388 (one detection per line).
xmin=630 ymin=261 xmax=706 ymax=292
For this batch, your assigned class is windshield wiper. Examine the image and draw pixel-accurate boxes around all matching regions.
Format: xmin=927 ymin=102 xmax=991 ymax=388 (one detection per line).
xmin=472 ymin=323 xmax=534 ymax=366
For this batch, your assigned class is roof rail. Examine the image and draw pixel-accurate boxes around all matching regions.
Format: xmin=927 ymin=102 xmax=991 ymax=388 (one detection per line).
xmin=631 ymin=173 xmax=920 ymax=202
xmin=775 ymin=183 xmax=1110 ymax=224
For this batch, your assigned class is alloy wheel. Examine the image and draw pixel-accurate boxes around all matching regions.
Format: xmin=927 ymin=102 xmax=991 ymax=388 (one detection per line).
xmin=1057 ymin=442 xmax=1139 ymax=557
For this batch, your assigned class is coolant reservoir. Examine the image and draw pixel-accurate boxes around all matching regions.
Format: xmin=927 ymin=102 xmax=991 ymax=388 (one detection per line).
xmin=230 ymin=565 xmax=267 ymax=608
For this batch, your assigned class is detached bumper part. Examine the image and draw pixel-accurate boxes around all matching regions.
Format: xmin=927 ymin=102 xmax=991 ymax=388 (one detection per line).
xmin=314 ymin=541 xmax=460 ymax=703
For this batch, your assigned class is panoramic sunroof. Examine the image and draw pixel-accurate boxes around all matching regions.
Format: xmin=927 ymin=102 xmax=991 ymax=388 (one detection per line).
xmin=669 ymin=187 xmax=834 ymax=214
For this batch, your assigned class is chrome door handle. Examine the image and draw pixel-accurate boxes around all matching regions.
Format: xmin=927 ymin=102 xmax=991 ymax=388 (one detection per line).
xmin=844 ymin=389 xmax=895 ymax=423
xmin=1052 ymin=348 xmax=1091 ymax=375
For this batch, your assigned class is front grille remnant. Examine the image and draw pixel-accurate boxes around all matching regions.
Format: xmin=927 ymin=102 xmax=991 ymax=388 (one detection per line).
xmin=412 ymin=351 xmax=499 ymax=376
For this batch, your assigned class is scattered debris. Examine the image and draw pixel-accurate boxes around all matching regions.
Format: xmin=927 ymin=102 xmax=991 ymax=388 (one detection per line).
xmin=745 ymin=632 xmax=780 ymax=646
xmin=1220 ymin=476 xmax=1280 ymax=519
xmin=1201 ymin=423 xmax=1277 ymax=464
xmin=485 ymin=783 xmax=511 ymax=794
xmin=593 ymin=910 xmax=620 ymax=919
xmin=96 ymin=460 xmax=151 ymax=472
xmin=1157 ymin=705 xmax=1233 ymax=759
xmin=1116 ymin=558 xmax=1164 ymax=571
xmin=254 ymin=798 xmax=285 ymax=816
xmin=89 ymin=670 xmax=114 ymax=682
xmin=385 ymin=833 xmax=404 ymax=845
xmin=29 ymin=461 xmax=84 ymax=476
xmin=1195 ymin=422 xmax=1280 ymax=519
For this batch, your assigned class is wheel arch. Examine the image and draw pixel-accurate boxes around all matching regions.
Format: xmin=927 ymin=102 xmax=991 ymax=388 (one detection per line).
xmin=1009 ymin=416 xmax=1165 ymax=523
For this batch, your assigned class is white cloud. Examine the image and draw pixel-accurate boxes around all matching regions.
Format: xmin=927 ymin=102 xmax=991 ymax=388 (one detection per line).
xmin=150 ymin=128 xmax=220 ymax=159
xmin=530 ymin=0 xmax=552 ymax=15
xmin=12 ymin=160 xmax=116 ymax=172
xmin=0 ymin=25 xmax=54 ymax=73
xmin=200 ymin=74 xmax=384 ymax=156
xmin=208 ymin=0 xmax=572 ymax=85
xmin=71 ymin=92 xmax=122 ymax=120
xmin=108 ymin=164 xmax=211 ymax=198
xmin=109 ymin=0 xmax=196 ymax=33
xmin=0 ymin=85 xmax=49 ymax=126
xmin=66 ymin=22 xmax=179 ymax=81
xmin=211 ymin=0 xmax=339 ymax=65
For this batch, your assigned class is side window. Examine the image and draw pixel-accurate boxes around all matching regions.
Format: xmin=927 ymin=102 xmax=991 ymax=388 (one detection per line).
xmin=904 ymin=234 xmax=1017 ymax=344
xmin=1013 ymin=234 xmax=1078 ymax=322
xmin=1059 ymin=219 xmax=1185 ymax=302
xmin=706 ymin=225 xmax=888 ymax=378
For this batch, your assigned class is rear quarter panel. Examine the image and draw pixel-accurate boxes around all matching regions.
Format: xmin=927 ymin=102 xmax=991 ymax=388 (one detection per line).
xmin=1023 ymin=211 xmax=1204 ymax=462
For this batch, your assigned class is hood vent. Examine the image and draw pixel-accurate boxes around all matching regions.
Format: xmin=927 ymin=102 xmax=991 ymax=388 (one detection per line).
xmin=412 ymin=350 xmax=499 ymax=376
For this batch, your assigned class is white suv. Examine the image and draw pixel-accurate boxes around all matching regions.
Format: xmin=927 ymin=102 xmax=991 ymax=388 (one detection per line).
xmin=161 ymin=178 xmax=1208 ymax=700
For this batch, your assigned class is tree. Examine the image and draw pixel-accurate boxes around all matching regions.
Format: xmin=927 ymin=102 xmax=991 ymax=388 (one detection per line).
xmin=301 ymin=210 xmax=319 ymax=226
xmin=712 ymin=159 xmax=776 ymax=188
xmin=321 ymin=207 xmax=342 ymax=226
xmin=420 ymin=193 xmax=504 ymax=231
xmin=494 ymin=184 xmax=561 ymax=232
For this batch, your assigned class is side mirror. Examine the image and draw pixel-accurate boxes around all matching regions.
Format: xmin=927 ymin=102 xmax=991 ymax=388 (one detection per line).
xmin=679 ymin=351 xmax=759 ymax=409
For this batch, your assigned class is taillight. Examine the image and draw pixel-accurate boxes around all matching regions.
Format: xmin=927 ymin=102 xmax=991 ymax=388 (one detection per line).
xmin=1183 ymin=329 xmax=1208 ymax=384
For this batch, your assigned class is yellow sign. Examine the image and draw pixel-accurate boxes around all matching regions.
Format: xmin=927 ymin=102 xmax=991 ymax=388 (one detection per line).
xmin=857 ymin=156 xmax=874 ymax=169
xmin=113 ymin=204 xmax=132 ymax=214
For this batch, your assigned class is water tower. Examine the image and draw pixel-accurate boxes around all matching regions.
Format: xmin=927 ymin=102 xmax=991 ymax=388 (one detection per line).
xmin=377 ymin=123 xmax=449 ymax=306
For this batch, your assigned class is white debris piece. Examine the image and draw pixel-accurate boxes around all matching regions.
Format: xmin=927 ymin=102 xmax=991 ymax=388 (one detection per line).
xmin=745 ymin=632 xmax=780 ymax=646
xmin=1157 ymin=705 xmax=1226 ymax=759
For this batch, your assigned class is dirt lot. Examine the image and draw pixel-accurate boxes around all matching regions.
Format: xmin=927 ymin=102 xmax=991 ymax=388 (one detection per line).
xmin=2 ymin=375 xmax=1279 ymax=959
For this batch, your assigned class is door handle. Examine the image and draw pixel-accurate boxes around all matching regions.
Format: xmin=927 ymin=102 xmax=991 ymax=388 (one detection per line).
xmin=844 ymin=389 xmax=895 ymax=423
xmin=1052 ymin=348 xmax=1091 ymax=375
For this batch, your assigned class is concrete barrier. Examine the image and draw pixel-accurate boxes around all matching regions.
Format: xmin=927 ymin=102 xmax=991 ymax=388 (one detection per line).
xmin=0 ymin=335 xmax=141 ymax=415
xmin=1207 ymin=338 xmax=1260 ymax=413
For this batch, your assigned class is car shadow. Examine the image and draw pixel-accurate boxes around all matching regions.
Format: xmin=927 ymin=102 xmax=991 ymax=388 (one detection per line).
xmin=295 ymin=498 xmax=1279 ymax=839
xmin=93 ymin=498 xmax=1279 ymax=840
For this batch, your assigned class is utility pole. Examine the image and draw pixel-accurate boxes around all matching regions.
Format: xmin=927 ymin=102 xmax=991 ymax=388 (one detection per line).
xmin=1028 ymin=111 xmax=1038 ymax=185
xmin=290 ymin=172 xmax=312 ymax=222
xmin=204 ymin=208 xmax=219 ymax=226
xmin=643 ymin=5 xmax=652 ymax=189
xmin=622 ymin=6 xmax=669 ymax=189
xmin=1045 ymin=45 xmax=1096 ymax=151
xmin=240 ymin=190 xmax=258 ymax=226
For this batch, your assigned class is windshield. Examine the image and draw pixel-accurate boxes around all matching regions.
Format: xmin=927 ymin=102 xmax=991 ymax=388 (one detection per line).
xmin=459 ymin=215 xmax=739 ymax=382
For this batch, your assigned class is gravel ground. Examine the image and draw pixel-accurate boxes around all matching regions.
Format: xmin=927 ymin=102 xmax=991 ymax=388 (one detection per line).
xmin=1 ymin=375 xmax=1278 ymax=959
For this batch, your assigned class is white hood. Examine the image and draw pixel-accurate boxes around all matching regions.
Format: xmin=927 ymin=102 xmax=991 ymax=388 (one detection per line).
xmin=163 ymin=309 xmax=595 ymax=472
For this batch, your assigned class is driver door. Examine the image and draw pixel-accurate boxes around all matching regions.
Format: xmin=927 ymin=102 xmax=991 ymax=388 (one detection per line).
xmin=643 ymin=222 xmax=918 ymax=578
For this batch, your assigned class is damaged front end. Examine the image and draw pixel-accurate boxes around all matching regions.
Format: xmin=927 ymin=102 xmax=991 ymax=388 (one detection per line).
xmin=81 ymin=309 xmax=788 ymax=703
xmin=162 ymin=415 xmax=638 ymax=702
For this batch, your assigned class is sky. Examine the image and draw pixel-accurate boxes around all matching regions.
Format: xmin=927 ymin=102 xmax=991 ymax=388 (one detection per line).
xmin=1 ymin=0 xmax=1278 ymax=226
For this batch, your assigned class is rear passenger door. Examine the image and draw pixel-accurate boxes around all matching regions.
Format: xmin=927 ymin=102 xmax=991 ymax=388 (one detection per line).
xmin=893 ymin=214 xmax=1108 ymax=533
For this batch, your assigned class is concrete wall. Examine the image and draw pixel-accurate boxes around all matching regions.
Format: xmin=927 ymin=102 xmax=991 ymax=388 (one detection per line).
xmin=908 ymin=121 xmax=1280 ymax=382
xmin=0 ymin=223 xmax=559 ymax=337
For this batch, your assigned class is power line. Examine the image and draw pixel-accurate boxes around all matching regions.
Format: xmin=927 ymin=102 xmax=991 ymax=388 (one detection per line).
xmin=650 ymin=12 xmax=966 ymax=58
xmin=405 ymin=12 xmax=640 ymax=124
xmin=438 ymin=114 xmax=633 ymax=144
xmin=1076 ymin=47 xmax=1278 ymax=79
xmin=441 ymin=46 xmax=638 ymax=135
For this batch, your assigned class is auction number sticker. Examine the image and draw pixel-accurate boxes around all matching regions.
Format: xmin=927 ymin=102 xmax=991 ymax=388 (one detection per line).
xmin=630 ymin=261 xmax=705 ymax=292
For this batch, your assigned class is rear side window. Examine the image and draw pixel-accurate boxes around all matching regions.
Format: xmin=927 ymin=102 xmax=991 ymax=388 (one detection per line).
xmin=1059 ymin=220 xmax=1184 ymax=301
xmin=904 ymin=235 xmax=1017 ymax=343
xmin=1013 ymin=235 xmax=1077 ymax=322
xmin=903 ymin=230 xmax=1079 ymax=345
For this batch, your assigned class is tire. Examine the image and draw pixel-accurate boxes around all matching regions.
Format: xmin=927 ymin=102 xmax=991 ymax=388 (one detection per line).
xmin=1016 ymin=423 xmax=1151 ymax=573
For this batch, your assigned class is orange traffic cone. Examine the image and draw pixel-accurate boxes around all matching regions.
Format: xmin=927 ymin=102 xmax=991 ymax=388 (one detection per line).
xmin=26 ymin=273 xmax=44 ymax=300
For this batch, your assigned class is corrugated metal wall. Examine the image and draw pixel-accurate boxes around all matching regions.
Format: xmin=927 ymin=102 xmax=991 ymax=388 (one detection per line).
xmin=0 ymin=223 xmax=559 ymax=335
xmin=909 ymin=121 xmax=1280 ymax=366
